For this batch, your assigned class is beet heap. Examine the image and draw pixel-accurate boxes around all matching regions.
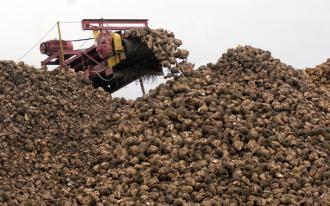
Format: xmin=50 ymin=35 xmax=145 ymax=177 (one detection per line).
xmin=0 ymin=46 xmax=330 ymax=205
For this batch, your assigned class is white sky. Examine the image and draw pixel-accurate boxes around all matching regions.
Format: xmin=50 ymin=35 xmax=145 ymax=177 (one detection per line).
xmin=1 ymin=0 xmax=330 ymax=98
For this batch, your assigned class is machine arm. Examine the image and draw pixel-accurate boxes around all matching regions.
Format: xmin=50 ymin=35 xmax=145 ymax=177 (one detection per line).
xmin=81 ymin=19 xmax=149 ymax=31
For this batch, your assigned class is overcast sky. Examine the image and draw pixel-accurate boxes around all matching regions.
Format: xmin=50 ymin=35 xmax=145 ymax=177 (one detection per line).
xmin=1 ymin=0 xmax=329 ymax=98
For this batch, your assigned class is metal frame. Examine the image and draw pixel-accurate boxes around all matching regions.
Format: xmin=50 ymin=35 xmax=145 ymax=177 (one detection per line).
xmin=81 ymin=19 xmax=149 ymax=31
xmin=41 ymin=19 xmax=150 ymax=71
xmin=40 ymin=19 xmax=152 ymax=93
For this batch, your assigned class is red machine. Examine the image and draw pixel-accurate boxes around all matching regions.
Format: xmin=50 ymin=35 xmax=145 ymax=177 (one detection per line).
xmin=40 ymin=40 xmax=73 ymax=56
xmin=40 ymin=19 xmax=162 ymax=93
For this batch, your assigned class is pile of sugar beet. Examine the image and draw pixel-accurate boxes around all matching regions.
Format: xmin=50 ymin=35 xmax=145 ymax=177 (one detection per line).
xmin=1 ymin=45 xmax=330 ymax=205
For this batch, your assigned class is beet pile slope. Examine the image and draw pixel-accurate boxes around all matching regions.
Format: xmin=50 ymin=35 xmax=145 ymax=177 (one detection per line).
xmin=0 ymin=46 xmax=329 ymax=205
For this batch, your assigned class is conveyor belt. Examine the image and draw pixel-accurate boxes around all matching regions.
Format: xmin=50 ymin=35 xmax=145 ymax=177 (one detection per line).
xmin=66 ymin=38 xmax=162 ymax=93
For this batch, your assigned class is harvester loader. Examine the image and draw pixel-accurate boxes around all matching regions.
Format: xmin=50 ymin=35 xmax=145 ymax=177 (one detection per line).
xmin=40 ymin=19 xmax=162 ymax=93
